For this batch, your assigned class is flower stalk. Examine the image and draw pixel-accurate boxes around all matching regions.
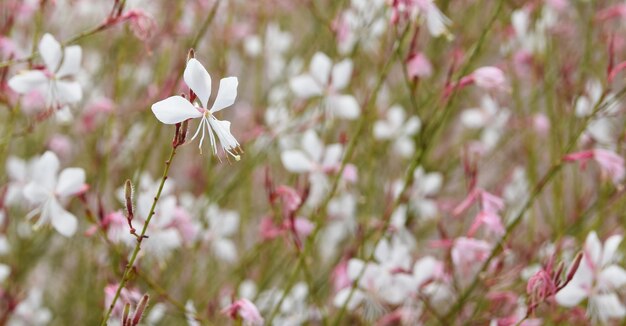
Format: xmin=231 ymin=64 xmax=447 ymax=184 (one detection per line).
xmin=100 ymin=139 xmax=180 ymax=325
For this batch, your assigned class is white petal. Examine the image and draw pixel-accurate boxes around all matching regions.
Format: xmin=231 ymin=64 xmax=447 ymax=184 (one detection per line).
xmin=56 ymin=45 xmax=81 ymax=78
xmin=32 ymin=151 xmax=60 ymax=190
xmin=602 ymin=235 xmax=623 ymax=266
xmin=393 ymin=137 xmax=415 ymax=157
xmin=8 ymin=70 xmax=48 ymax=94
xmin=374 ymin=239 xmax=390 ymax=263
xmin=55 ymin=168 xmax=85 ymax=198
xmin=600 ymin=265 xmax=626 ymax=289
xmin=461 ymin=109 xmax=486 ymax=128
xmin=289 ymin=75 xmax=323 ymax=98
xmin=593 ymin=293 xmax=626 ymax=320
xmin=404 ymin=116 xmax=421 ymax=135
xmin=302 ymin=130 xmax=323 ymax=162
xmin=328 ymin=94 xmax=360 ymax=119
xmin=210 ymin=77 xmax=238 ymax=113
xmin=585 ymin=232 xmax=602 ymax=266
xmin=213 ymin=212 xmax=239 ymax=236
xmin=281 ymin=150 xmax=314 ymax=173
xmin=413 ymin=256 xmax=438 ymax=287
xmin=213 ymin=239 xmax=237 ymax=263
xmin=39 ymin=33 xmax=62 ymax=72
xmin=6 ymin=157 xmax=26 ymax=181
xmin=151 ymin=96 xmax=202 ymax=124
xmin=323 ymin=144 xmax=343 ymax=168
xmin=333 ymin=288 xmax=364 ymax=310
xmin=388 ymin=105 xmax=406 ymax=127
xmin=0 ymin=264 xmax=10 ymax=282
xmin=184 ymin=58 xmax=212 ymax=108
xmin=425 ymin=4 xmax=451 ymax=38
xmin=331 ymin=59 xmax=353 ymax=90
xmin=555 ymin=283 xmax=588 ymax=307
xmin=46 ymin=198 xmax=78 ymax=237
xmin=23 ymin=182 xmax=51 ymax=204
xmin=347 ymin=259 xmax=365 ymax=279
xmin=310 ymin=52 xmax=332 ymax=85
xmin=373 ymin=121 xmax=394 ymax=139
xmin=55 ymin=80 xmax=83 ymax=104
xmin=383 ymin=274 xmax=415 ymax=304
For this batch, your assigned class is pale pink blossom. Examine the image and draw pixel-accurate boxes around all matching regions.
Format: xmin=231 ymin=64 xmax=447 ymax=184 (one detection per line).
xmin=222 ymin=298 xmax=264 ymax=326
xmin=469 ymin=66 xmax=508 ymax=91
xmin=454 ymin=188 xmax=505 ymax=236
xmin=406 ymin=52 xmax=433 ymax=78
xmin=563 ymin=149 xmax=625 ymax=185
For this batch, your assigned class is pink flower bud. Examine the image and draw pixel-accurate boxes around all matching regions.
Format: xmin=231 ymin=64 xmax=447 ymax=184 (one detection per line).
xmin=407 ymin=52 xmax=433 ymax=79
xmin=471 ymin=66 xmax=507 ymax=91
xmin=222 ymin=298 xmax=264 ymax=326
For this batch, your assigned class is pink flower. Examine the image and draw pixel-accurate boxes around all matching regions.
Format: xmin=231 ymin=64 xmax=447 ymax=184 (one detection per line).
xmin=470 ymin=66 xmax=507 ymax=91
xmin=453 ymin=188 xmax=505 ymax=236
xmin=275 ymin=185 xmax=302 ymax=213
xmin=120 ymin=10 xmax=157 ymax=41
xmin=447 ymin=66 xmax=508 ymax=96
xmin=222 ymin=298 xmax=264 ymax=326
xmin=563 ymin=149 xmax=625 ymax=185
xmin=407 ymin=52 xmax=433 ymax=79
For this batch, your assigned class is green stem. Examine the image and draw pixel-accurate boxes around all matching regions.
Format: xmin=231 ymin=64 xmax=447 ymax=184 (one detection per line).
xmin=100 ymin=145 xmax=178 ymax=325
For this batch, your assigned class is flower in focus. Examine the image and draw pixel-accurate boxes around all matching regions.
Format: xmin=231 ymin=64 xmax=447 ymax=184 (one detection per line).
xmin=151 ymin=58 xmax=242 ymax=160
xmin=8 ymin=33 xmax=82 ymax=110
xmin=556 ymin=231 xmax=626 ymax=323
xmin=22 ymin=151 xmax=87 ymax=237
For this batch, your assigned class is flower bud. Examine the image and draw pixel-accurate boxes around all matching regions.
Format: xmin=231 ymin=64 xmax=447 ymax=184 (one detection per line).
xmin=124 ymin=179 xmax=134 ymax=220
xmin=131 ymin=294 xmax=150 ymax=325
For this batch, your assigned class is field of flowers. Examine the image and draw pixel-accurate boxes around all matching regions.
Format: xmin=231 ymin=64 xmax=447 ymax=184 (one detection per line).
xmin=1 ymin=0 xmax=626 ymax=325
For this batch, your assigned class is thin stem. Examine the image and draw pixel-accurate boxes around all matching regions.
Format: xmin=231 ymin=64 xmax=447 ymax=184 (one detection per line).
xmin=100 ymin=145 xmax=178 ymax=325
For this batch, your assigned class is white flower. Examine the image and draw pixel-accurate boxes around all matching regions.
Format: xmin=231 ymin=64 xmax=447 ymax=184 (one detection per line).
xmin=22 ymin=151 xmax=85 ymax=237
xmin=335 ymin=0 xmax=387 ymax=54
xmin=334 ymin=236 xmax=416 ymax=312
xmin=186 ymin=301 xmax=200 ymax=326
xmin=461 ymin=96 xmax=510 ymax=151
xmin=8 ymin=33 xmax=82 ymax=108
xmin=418 ymin=0 xmax=452 ymax=38
xmin=256 ymin=282 xmax=311 ymax=325
xmin=280 ymin=129 xmax=343 ymax=174
xmin=280 ymin=129 xmax=343 ymax=206
xmin=204 ymin=204 xmax=239 ymax=263
xmin=151 ymin=58 xmax=241 ymax=160
xmin=5 ymin=155 xmax=36 ymax=207
xmin=9 ymin=288 xmax=52 ymax=326
xmin=289 ymin=52 xmax=360 ymax=120
xmin=556 ymin=231 xmax=626 ymax=323
xmin=373 ymin=105 xmax=421 ymax=158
